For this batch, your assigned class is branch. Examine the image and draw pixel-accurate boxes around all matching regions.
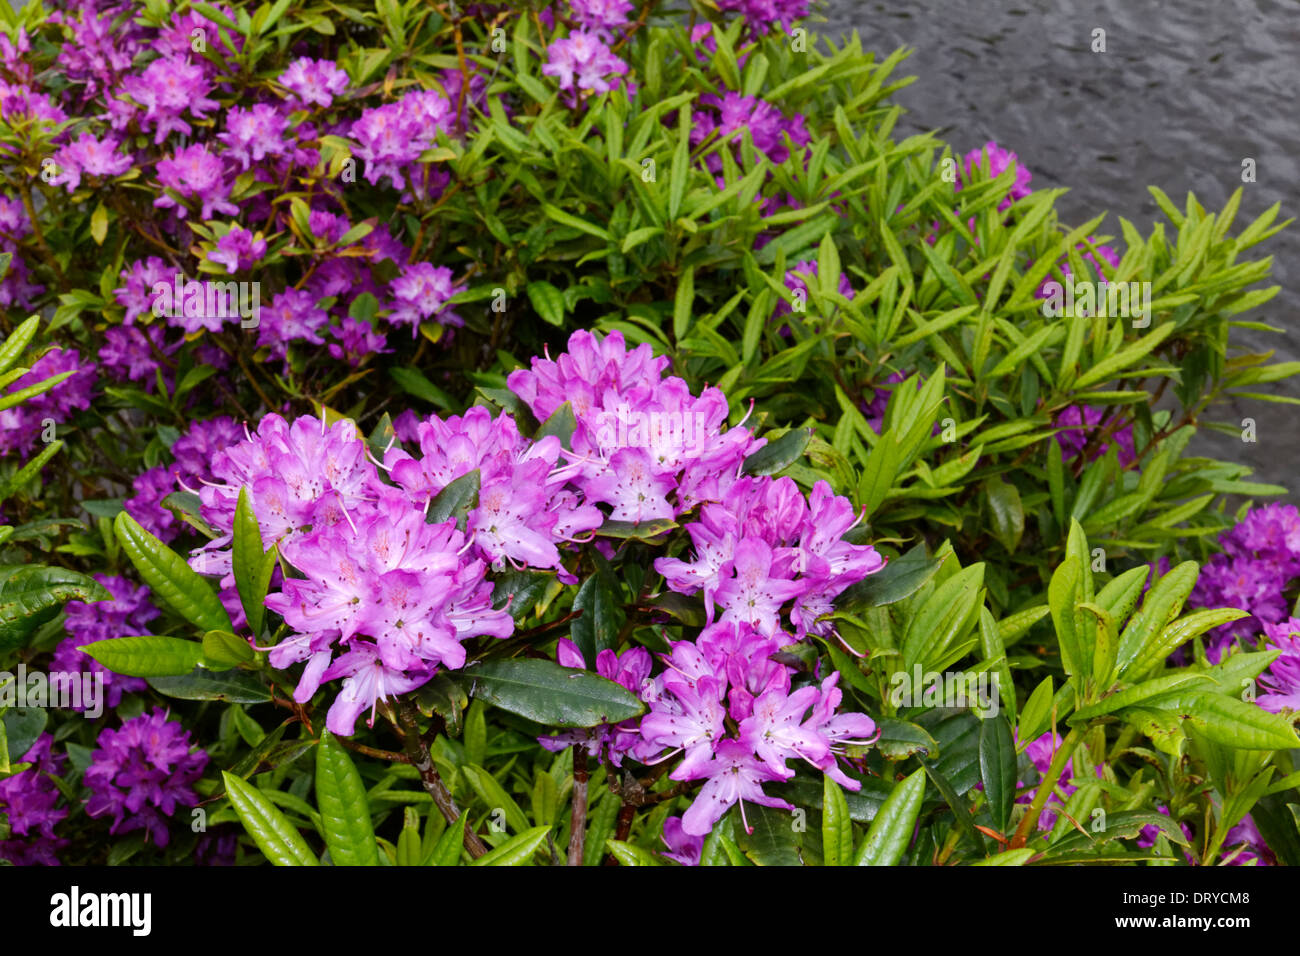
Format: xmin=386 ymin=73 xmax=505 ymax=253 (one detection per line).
xmin=567 ymin=750 xmax=588 ymax=866
xmin=397 ymin=699 xmax=488 ymax=859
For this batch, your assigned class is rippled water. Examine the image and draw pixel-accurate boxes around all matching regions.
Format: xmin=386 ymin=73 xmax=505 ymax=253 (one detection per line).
xmin=822 ymin=0 xmax=1300 ymax=497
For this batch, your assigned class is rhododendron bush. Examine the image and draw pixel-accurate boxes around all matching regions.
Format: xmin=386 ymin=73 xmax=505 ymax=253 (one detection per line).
xmin=1 ymin=0 xmax=1298 ymax=870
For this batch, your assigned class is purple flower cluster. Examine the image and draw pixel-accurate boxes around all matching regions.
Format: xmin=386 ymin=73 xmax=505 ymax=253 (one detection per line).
xmin=691 ymin=91 xmax=810 ymax=176
xmin=507 ymin=329 xmax=766 ymax=520
xmin=349 ymin=88 xmax=455 ymax=199
xmin=124 ymin=415 xmax=246 ymax=543
xmin=0 ymin=195 xmax=43 ymax=310
xmin=50 ymin=573 xmax=156 ymax=711
xmin=1052 ymin=404 xmax=1136 ymax=467
xmin=84 ymin=709 xmax=208 ymax=848
xmin=957 ymin=141 xmax=1034 ymax=213
xmin=567 ymin=0 xmax=634 ymax=40
xmin=0 ymin=734 xmax=68 ymax=866
xmin=636 ymin=623 xmax=877 ymax=837
xmin=542 ymin=32 xmax=630 ymax=98
xmin=544 ymin=621 xmax=879 ymax=841
xmin=1188 ymin=504 xmax=1300 ymax=654
xmin=188 ymin=413 xmax=518 ymax=735
xmin=383 ymin=405 xmax=602 ymax=581
xmin=714 ymin=0 xmax=811 ymax=39
xmin=774 ymin=259 xmax=856 ymax=328
xmin=656 ymin=476 xmax=884 ymax=639
xmin=0 ymin=347 xmax=96 ymax=457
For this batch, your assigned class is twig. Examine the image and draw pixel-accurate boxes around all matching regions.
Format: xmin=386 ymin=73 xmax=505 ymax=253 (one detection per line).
xmin=396 ymin=699 xmax=488 ymax=859
xmin=567 ymin=750 xmax=588 ymax=866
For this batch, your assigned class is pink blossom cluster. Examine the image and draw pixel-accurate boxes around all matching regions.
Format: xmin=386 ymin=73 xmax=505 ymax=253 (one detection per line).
xmin=382 ymin=404 xmax=603 ymax=581
xmin=542 ymin=31 xmax=630 ymax=99
xmin=507 ymin=329 xmax=766 ymax=521
xmin=655 ymin=476 xmax=885 ymax=640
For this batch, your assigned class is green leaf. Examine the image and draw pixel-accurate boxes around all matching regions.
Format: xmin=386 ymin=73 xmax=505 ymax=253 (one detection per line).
xmin=461 ymin=764 xmax=530 ymax=836
xmin=836 ymin=543 xmax=944 ymax=610
xmin=535 ymin=402 xmax=577 ymax=447
xmin=222 ymin=771 xmax=319 ymax=865
xmin=232 ymin=487 xmax=274 ymax=636
xmin=78 ymin=635 xmax=205 ymax=677
xmin=1126 ymin=608 xmax=1249 ymax=678
xmin=542 ymin=204 xmax=611 ymax=241
xmin=873 ymin=716 xmax=940 ymax=760
xmin=672 ymin=265 xmax=695 ymax=340
xmin=1 ymin=707 xmax=47 ymax=764
xmin=0 ymin=566 xmax=111 ymax=652
xmin=1115 ymin=561 xmax=1198 ymax=678
xmin=426 ymin=469 xmax=480 ymax=526
xmin=1142 ymin=690 xmax=1300 ymax=750
xmin=979 ymin=714 xmax=1016 ymax=833
xmin=741 ymin=428 xmax=811 ymax=477
xmin=605 ymin=839 xmax=664 ymax=866
xmin=454 ymin=658 xmax=645 ymax=728
xmin=469 ymin=826 xmax=551 ymax=866
xmin=1048 ymin=555 xmax=1086 ymax=683
xmin=1045 ymin=810 xmax=1191 ymax=855
xmin=526 ymin=281 xmax=566 ymax=326
xmin=985 ymin=475 xmax=1024 ymax=553
xmin=0 ymin=315 xmax=39 ymax=376
xmin=114 ymin=512 xmax=232 ymax=634
xmin=148 ymin=667 xmax=272 ymax=703
xmin=390 ymin=366 xmax=454 ymax=409
xmin=1017 ymin=676 xmax=1055 ymax=743
xmin=570 ymin=569 xmax=619 ymax=666
xmin=595 ymin=518 xmax=677 ymax=540
xmin=901 ymin=563 xmax=984 ymax=672
xmin=822 ymin=775 xmax=854 ymax=866
xmin=428 ymin=810 xmax=469 ymax=866
xmin=854 ymin=768 xmax=925 ymax=866
xmin=316 ymin=731 xmax=379 ymax=866
xmin=202 ymin=629 xmax=255 ymax=668
xmin=971 ymin=848 xmax=1036 ymax=866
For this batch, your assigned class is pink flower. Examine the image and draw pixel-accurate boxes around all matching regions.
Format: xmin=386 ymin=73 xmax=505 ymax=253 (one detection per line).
xmin=153 ymin=144 xmax=237 ymax=220
xmin=47 ymin=132 xmax=133 ymax=192
xmin=280 ymin=57 xmax=350 ymax=108
xmin=542 ymin=31 xmax=629 ymax=95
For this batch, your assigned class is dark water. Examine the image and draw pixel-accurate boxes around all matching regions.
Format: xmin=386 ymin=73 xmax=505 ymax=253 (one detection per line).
xmin=822 ymin=0 xmax=1300 ymax=497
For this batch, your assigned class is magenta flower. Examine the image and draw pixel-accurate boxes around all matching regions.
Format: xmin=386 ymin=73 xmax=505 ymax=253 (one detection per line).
xmin=387 ymin=262 xmax=465 ymax=332
xmin=208 ymin=225 xmax=268 ymax=274
xmin=119 ymin=56 xmax=219 ymax=144
xmin=47 ymin=132 xmax=132 ymax=192
xmin=154 ymin=144 xmax=237 ymax=220
xmin=257 ymin=288 xmax=330 ymax=360
xmin=692 ymin=91 xmax=810 ymax=173
xmin=680 ymin=738 xmax=793 ymax=836
xmin=542 ymin=31 xmax=629 ymax=96
xmin=84 ymin=710 xmax=208 ymax=848
xmin=568 ymin=0 xmax=634 ymax=39
xmin=100 ymin=323 xmax=166 ymax=388
xmin=218 ymin=103 xmax=289 ymax=169
xmin=115 ymin=256 xmax=173 ymax=323
xmin=0 ymin=733 xmax=68 ymax=866
xmin=957 ymin=141 xmax=1034 ymax=212
xmin=52 ymin=573 xmax=155 ymax=710
xmin=1052 ymin=404 xmax=1136 ymax=467
xmin=279 ymin=56 xmax=350 ymax=108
